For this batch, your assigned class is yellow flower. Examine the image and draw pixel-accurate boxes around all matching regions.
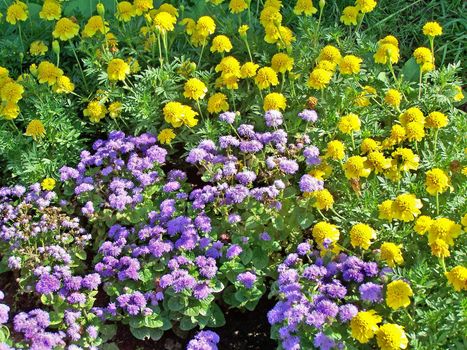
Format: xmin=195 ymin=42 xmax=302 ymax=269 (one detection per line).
xmin=338 ymin=113 xmax=360 ymax=134
xmin=238 ymin=24 xmax=249 ymax=37
xmin=350 ymin=223 xmax=376 ymax=249
xmin=445 ymin=266 xmax=467 ymax=292
xmin=82 ymin=15 xmax=109 ymax=38
xmin=293 ymin=0 xmax=318 ymax=16
xmin=350 ymin=310 xmax=382 ymax=344
xmin=0 ymin=81 xmax=24 ymax=103
xmin=425 ymin=168 xmax=450 ymax=195
xmin=158 ymin=128 xmax=176 ymax=144
xmin=264 ymin=0 xmax=283 ymax=9
xmin=216 ymin=56 xmax=241 ymax=77
xmin=365 ymin=151 xmax=392 ymax=174
xmin=229 ymin=0 xmax=248 ymax=13
xmin=312 ymin=221 xmax=340 ymax=248
xmin=255 ymin=67 xmax=279 ymax=90
xmin=107 ymin=59 xmax=130 ymax=81
xmin=153 ymin=11 xmax=176 ymax=33
xmin=343 ymin=156 xmax=371 ymax=179
xmin=184 ymin=78 xmax=208 ymax=100
xmin=260 ymin=6 xmax=282 ymax=27
xmin=384 ymin=125 xmax=406 ymax=148
xmin=430 ymin=239 xmax=450 ymax=258
xmin=207 ymin=93 xmax=229 ymax=114
xmin=386 ymin=280 xmax=413 ymax=310
xmin=414 ymin=215 xmax=432 ymax=235
xmin=39 ymin=0 xmax=61 ymax=21
xmin=309 ymin=160 xmax=333 ymax=180
xmin=263 ymin=92 xmax=286 ymax=111
xmin=376 ymin=324 xmax=408 ymax=350
xmin=384 ymin=89 xmax=402 ymax=108
xmin=24 ymin=119 xmax=46 ymax=140
xmin=413 ymin=47 xmax=433 ymax=65
xmin=355 ymin=0 xmax=377 ymax=13
xmin=307 ymin=68 xmax=332 ymax=90
xmin=405 ymin=121 xmax=425 ymax=142
xmin=0 ymin=102 xmax=20 ymax=120
xmin=211 ymin=35 xmax=233 ymax=53
xmin=461 ymin=213 xmax=467 ymax=230
xmin=325 ymin=140 xmax=345 ymax=160
xmin=116 ymin=1 xmax=135 ymax=22
xmin=180 ymin=105 xmax=199 ymax=127
xmin=163 ymin=101 xmax=184 ymax=127
xmin=427 ymin=218 xmax=461 ymax=246
xmin=153 ymin=4 xmax=178 ymax=18
xmin=423 ymin=21 xmax=443 ymax=37
xmin=378 ymin=200 xmax=394 ymax=221
xmin=453 ymin=86 xmax=464 ymax=102
xmin=318 ymin=45 xmax=341 ymax=63
xmin=399 ymin=107 xmax=424 ymax=126
xmin=276 ymin=26 xmax=295 ymax=48
xmin=108 ymin=101 xmax=123 ymax=118
xmin=380 ymin=242 xmax=404 ymax=268
xmin=316 ymin=60 xmax=337 ymax=72
xmin=180 ymin=18 xmax=196 ymax=35
xmin=196 ymin=16 xmax=216 ymax=37
xmin=37 ymin=61 xmax=63 ymax=85
xmin=391 ymin=147 xmax=419 ymax=171
xmin=53 ymin=17 xmax=80 ymax=41
xmin=53 ymin=75 xmax=75 ymax=94
xmin=29 ymin=41 xmax=48 ymax=56
xmin=360 ymin=138 xmax=380 ymax=154
xmin=374 ymin=43 xmax=400 ymax=65
xmin=83 ymin=100 xmax=107 ymax=123
xmin=133 ymin=0 xmax=154 ymax=16
xmin=271 ymin=53 xmax=294 ymax=73
xmin=421 ymin=61 xmax=434 ymax=73
xmin=340 ymin=6 xmax=359 ymax=26
xmin=6 ymin=1 xmax=28 ymax=25
xmin=41 ymin=178 xmax=56 ymax=191
xmin=339 ymin=55 xmax=362 ymax=75
xmin=240 ymin=62 xmax=259 ymax=78
xmin=425 ymin=111 xmax=448 ymax=129
xmin=379 ymin=35 xmax=399 ymax=47
xmin=311 ymin=189 xmax=334 ymax=210
xmin=391 ymin=193 xmax=422 ymax=222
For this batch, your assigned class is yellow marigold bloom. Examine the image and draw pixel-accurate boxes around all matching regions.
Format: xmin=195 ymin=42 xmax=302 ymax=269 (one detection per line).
xmin=264 ymin=0 xmax=283 ymax=8
xmin=229 ymin=0 xmax=248 ymax=13
xmin=380 ymin=242 xmax=404 ymax=267
xmin=37 ymin=61 xmax=63 ymax=85
xmin=378 ymin=200 xmax=394 ymax=221
xmin=312 ymin=221 xmax=340 ymax=248
xmin=216 ymin=56 xmax=241 ymax=77
xmin=384 ymin=163 xmax=402 ymax=183
xmin=271 ymin=53 xmax=294 ymax=73
xmin=350 ymin=310 xmax=382 ymax=344
xmin=338 ymin=113 xmax=360 ymax=134
xmin=421 ymin=61 xmax=434 ymax=73
xmin=82 ymin=16 xmax=109 ymax=38
xmin=0 ymin=102 xmax=20 ymax=120
xmin=399 ymin=107 xmax=424 ymax=126
xmin=413 ymin=47 xmax=433 ymax=65
xmin=133 ymin=0 xmax=154 ymax=16
xmin=340 ymin=6 xmax=359 ymax=26
xmin=196 ymin=16 xmax=216 ymax=37
xmin=386 ymin=125 xmax=406 ymax=147
xmin=405 ymin=121 xmax=425 ymax=142
xmin=316 ymin=60 xmax=337 ymax=72
xmin=343 ymin=156 xmax=371 ymax=179
xmin=180 ymin=105 xmax=199 ymax=127
xmin=207 ymin=93 xmax=229 ymax=114
xmin=461 ymin=213 xmax=467 ymax=229
xmin=386 ymin=280 xmax=413 ymax=310
xmin=354 ymin=86 xmax=376 ymax=107
xmin=309 ymin=161 xmax=333 ymax=180
xmin=276 ymin=26 xmax=295 ymax=48
xmin=445 ymin=266 xmax=467 ymax=292
xmin=355 ymin=0 xmax=377 ymax=13
xmin=180 ymin=18 xmax=196 ymax=35
xmin=211 ymin=35 xmax=233 ymax=53
xmin=379 ymin=35 xmax=399 ymax=47
xmin=24 ymin=119 xmax=46 ymax=140
xmin=107 ymin=101 xmax=122 ymax=119
xmin=152 ymin=4 xmax=178 ymax=17
xmin=255 ymin=67 xmax=279 ymax=90
xmin=339 ymin=55 xmax=362 ymax=75
xmin=216 ymin=74 xmax=239 ymax=90
xmin=428 ymin=218 xmax=461 ymax=246
xmin=391 ymin=193 xmax=422 ymax=222
xmin=53 ymin=17 xmax=80 ymax=41
xmin=318 ymin=45 xmax=341 ymax=63
xmin=53 ymin=75 xmax=75 ymax=94
xmin=426 ymin=111 xmax=448 ymax=129
xmin=158 ymin=128 xmax=176 ymax=144
xmin=293 ymin=0 xmax=318 ymax=16
xmin=425 ymin=168 xmax=450 ymax=195
xmin=325 ymin=140 xmax=345 ymax=160
xmin=41 ymin=178 xmax=56 ymax=191
xmin=414 ymin=215 xmax=432 ymax=235
xmin=376 ymin=324 xmax=408 ymax=350
xmin=360 ymin=138 xmax=380 ymax=154
xmin=307 ymin=68 xmax=332 ymax=90
xmin=184 ymin=78 xmax=207 ymax=100
xmin=263 ymin=92 xmax=286 ymax=111
xmin=84 ymin=100 xmax=107 ymax=123
xmin=311 ymin=189 xmax=334 ymax=210
xmin=430 ymin=239 xmax=450 ymax=258
xmin=350 ymin=223 xmax=376 ymax=250
xmin=0 ymin=81 xmax=24 ymax=103
xmin=365 ymin=151 xmax=392 ymax=174
xmin=116 ymin=1 xmax=135 ymax=22
xmin=107 ymin=59 xmax=130 ymax=81
xmin=29 ymin=41 xmax=48 ymax=56
xmin=423 ymin=21 xmax=443 ymax=37
xmin=6 ymin=1 xmax=28 ymax=25
xmin=384 ymin=89 xmax=402 ymax=108
xmin=39 ymin=0 xmax=61 ymax=21
xmin=238 ymin=24 xmax=249 ymax=37
xmin=240 ymin=62 xmax=259 ymax=78
xmin=391 ymin=147 xmax=419 ymax=172
xmin=153 ymin=11 xmax=176 ymax=33
xmin=260 ymin=6 xmax=282 ymax=27
xmin=453 ymin=86 xmax=464 ymax=102
xmin=163 ymin=101 xmax=184 ymax=127
xmin=374 ymin=44 xmax=400 ymax=65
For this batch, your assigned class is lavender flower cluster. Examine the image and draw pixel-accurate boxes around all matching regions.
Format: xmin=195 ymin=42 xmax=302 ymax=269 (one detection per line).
xmin=187 ymin=330 xmax=220 ymax=350
xmin=268 ymin=242 xmax=390 ymax=350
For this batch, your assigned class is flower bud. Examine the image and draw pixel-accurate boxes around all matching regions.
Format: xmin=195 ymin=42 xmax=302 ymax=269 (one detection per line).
xmin=96 ymin=3 xmax=105 ymax=16
xmin=52 ymin=40 xmax=60 ymax=55
xmin=319 ymin=0 xmax=326 ymax=9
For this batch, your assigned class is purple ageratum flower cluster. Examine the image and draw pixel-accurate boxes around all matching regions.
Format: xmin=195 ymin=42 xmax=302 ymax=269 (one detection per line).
xmin=298 ymin=109 xmax=319 ymax=123
xmin=0 ymin=291 xmax=9 ymax=325
xmin=60 ymin=131 xmax=167 ymax=212
xmin=299 ymin=174 xmax=324 ymax=193
xmin=268 ymin=244 xmax=389 ymax=350
xmin=186 ymin=330 xmax=220 ymax=350
xmin=264 ymin=110 xmax=283 ymax=127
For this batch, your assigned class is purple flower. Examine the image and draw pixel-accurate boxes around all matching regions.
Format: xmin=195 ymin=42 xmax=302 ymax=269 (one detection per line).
xmin=314 ymin=332 xmax=335 ymax=350
xmin=279 ymin=159 xmax=299 ymax=174
xmin=226 ymin=244 xmax=242 ymax=259
xmin=298 ymin=109 xmax=318 ymax=122
xmin=299 ymin=175 xmax=324 ymax=193
xmin=359 ymin=282 xmax=383 ymax=303
xmin=237 ymin=271 xmax=257 ymax=289
xmin=264 ymin=110 xmax=283 ymax=127
xmin=187 ymin=330 xmax=220 ymax=350
xmin=219 ymin=111 xmax=236 ymax=124
xmin=36 ymin=273 xmax=61 ymax=294
xmin=338 ymin=304 xmax=358 ymax=322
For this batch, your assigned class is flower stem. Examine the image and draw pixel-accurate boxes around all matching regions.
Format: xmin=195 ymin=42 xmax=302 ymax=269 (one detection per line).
xmin=433 ymin=129 xmax=439 ymax=158
xmin=196 ymin=100 xmax=204 ymax=120
xmin=198 ymin=42 xmax=206 ymax=69
xmin=70 ymin=41 xmax=89 ymax=91
xmin=436 ymin=193 xmax=439 ymax=216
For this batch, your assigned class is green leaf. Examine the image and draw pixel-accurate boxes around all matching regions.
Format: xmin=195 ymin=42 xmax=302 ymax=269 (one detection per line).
xmin=179 ymin=316 xmax=197 ymax=331
xmin=144 ymin=316 xmax=164 ymax=329
xmin=401 ymin=57 xmax=421 ymax=82
xmin=167 ymin=297 xmax=185 ymax=312
xmin=207 ymin=303 xmax=225 ymax=327
xmin=99 ymin=324 xmax=117 ymax=342
xmin=130 ymin=326 xmax=151 ymax=340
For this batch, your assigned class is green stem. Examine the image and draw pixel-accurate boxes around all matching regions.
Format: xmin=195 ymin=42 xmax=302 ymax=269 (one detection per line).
xmin=244 ymin=38 xmax=253 ymax=62
xmin=69 ymin=41 xmax=89 ymax=91
xmin=436 ymin=193 xmax=439 ymax=216
xmin=314 ymin=6 xmax=324 ymax=45
xmin=356 ymin=13 xmax=365 ymax=32
xmin=197 ymin=42 xmax=206 ymax=69
xmin=418 ymin=69 xmax=423 ymax=99
xmin=196 ymin=100 xmax=204 ymax=120
xmin=439 ymin=257 xmax=446 ymax=272
xmin=157 ymin=32 xmax=163 ymax=65
xmin=433 ymin=129 xmax=439 ymax=158
xmin=351 ymin=132 xmax=355 ymax=150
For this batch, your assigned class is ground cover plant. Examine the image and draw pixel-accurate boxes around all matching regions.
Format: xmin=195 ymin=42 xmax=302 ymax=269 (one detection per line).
xmin=0 ymin=0 xmax=466 ymax=349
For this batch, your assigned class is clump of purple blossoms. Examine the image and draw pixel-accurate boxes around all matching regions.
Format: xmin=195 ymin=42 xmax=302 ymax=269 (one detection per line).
xmin=264 ymin=110 xmax=283 ymax=127
xmin=299 ymin=174 xmax=324 ymax=193
xmin=298 ymin=109 xmax=318 ymax=123
xmin=187 ymin=330 xmax=220 ymax=350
